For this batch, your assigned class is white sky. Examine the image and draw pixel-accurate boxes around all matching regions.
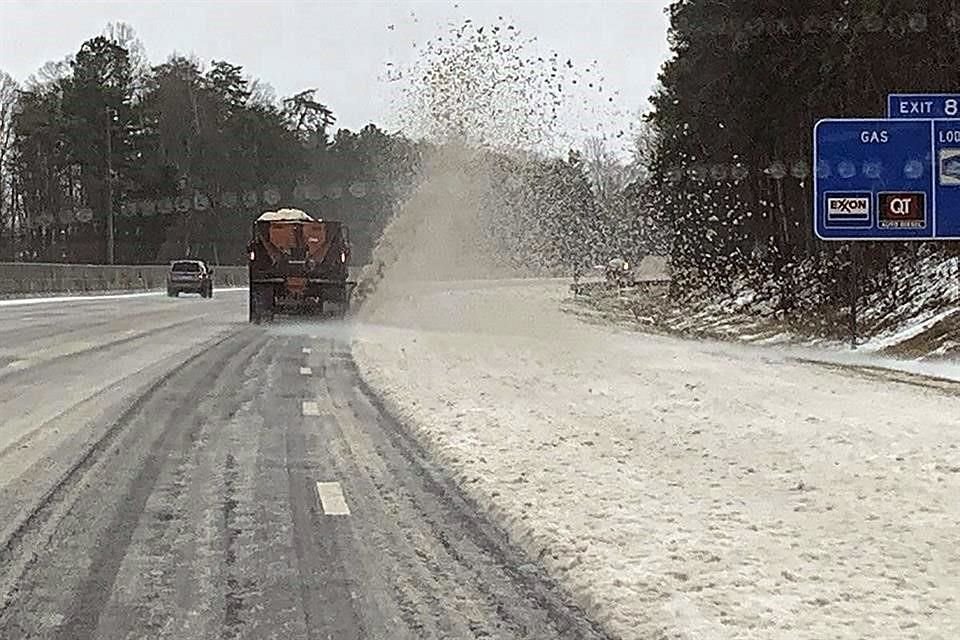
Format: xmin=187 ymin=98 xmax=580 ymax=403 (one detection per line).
xmin=0 ymin=1 xmax=671 ymax=153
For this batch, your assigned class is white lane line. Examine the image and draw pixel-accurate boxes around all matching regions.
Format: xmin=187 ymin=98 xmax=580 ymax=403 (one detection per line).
xmin=316 ymin=481 xmax=351 ymax=515
xmin=302 ymin=347 xmax=312 ymax=354
xmin=0 ymin=288 xmax=248 ymax=308
xmin=6 ymin=360 xmax=28 ymax=369
xmin=300 ymin=367 xmax=312 ymax=375
xmin=0 ymin=291 xmax=162 ymax=307
xmin=302 ymin=401 xmax=320 ymax=416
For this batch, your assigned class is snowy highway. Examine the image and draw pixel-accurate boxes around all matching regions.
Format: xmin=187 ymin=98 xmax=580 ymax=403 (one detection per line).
xmin=0 ymin=281 xmax=957 ymax=640
xmin=0 ymin=289 xmax=607 ymax=639
xmin=5 ymin=2 xmax=960 ymax=639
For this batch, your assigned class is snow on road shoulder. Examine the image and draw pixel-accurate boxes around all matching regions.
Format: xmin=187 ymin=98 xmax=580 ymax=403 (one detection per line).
xmin=860 ymin=306 xmax=960 ymax=352
xmin=353 ymin=279 xmax=960 ymax=640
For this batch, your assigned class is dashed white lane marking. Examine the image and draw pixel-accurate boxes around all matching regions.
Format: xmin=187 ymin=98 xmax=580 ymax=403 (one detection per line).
xmin=316 ymin=482 xmax=351 ymax=515
xmin=302 ymin=401 xmax=320 ymax=416
xmin=300 ymin=367 xmax=312 ymax=375
xmin=302 ymin=347 xmax=312 ymax=354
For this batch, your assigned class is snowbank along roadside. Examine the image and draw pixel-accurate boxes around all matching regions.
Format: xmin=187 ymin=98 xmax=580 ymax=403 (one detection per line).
xmin=582 ymin=250 xmax=960 ymax=362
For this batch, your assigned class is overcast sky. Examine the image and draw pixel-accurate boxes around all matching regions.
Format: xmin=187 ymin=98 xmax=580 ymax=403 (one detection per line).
xmin=0 ymin=1 xmax=671 ymax=152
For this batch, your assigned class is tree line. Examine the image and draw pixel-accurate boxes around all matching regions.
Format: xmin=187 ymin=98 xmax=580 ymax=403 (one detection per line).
xmin=0 ymin=19 xmax=672 ymax=275
xmin=641 ymin=0 xmax=960 ymax=318
xmin=0 ymin=23 xmax=421 ymax=265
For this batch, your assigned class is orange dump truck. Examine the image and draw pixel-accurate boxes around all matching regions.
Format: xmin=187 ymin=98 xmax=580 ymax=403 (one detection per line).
xmin=247 ymin=208 xmax=355 ymax=323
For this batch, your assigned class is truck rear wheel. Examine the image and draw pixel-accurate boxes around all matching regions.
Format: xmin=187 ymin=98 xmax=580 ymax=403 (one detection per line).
xmin=249 ymin=286 xmax=273 ymax=323
xmin=336 ymin=285 xmax=351 ymax=318
xmin=248 ymin=289 xmax=258 ymax=323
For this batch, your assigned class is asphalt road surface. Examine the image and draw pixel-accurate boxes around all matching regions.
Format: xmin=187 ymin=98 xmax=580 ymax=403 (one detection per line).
xmin=0 ymin=290 xmax=608 ymax=640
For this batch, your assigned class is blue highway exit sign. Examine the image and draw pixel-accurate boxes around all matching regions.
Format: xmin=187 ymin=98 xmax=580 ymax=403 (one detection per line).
xmin=888 ymin=94 xmax=960 ymax=119
xmin=814 ymin=118 xmax=960 ymax=240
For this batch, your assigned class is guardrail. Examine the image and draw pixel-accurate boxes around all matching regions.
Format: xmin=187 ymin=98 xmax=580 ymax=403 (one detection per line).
xmin=0 ymin=263 xmax=248 ymax=297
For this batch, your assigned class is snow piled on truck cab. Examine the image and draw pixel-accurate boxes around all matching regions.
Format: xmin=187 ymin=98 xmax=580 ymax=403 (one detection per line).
xmin=256 ymin=208 xmax=316 ymax=222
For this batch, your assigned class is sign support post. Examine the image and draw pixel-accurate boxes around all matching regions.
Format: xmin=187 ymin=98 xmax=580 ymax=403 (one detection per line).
xmin=848 ymin=242 xmax=860 ymax=349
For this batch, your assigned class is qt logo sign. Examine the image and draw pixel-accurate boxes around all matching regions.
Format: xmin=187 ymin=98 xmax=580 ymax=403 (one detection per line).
xmin=878 ymin=192 xmax=926 ymax=229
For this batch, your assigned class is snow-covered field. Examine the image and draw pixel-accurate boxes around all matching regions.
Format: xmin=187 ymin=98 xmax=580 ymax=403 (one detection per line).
xmin=354 ymin=278 xmax=960 ymax=640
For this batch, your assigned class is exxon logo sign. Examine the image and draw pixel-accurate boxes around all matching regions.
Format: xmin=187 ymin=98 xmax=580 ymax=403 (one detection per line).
xmin=826 ymin=196 xmax=870 ymax=219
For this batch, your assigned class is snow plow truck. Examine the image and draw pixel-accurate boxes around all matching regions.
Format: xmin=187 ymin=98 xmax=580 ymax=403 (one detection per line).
xmin=247 ymin=208 xmax=355 ymax=323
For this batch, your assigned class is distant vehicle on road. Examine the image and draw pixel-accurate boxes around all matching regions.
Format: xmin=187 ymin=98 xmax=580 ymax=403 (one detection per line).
xmin=604 ymin=257 xmax=632 ymax=287
xmin=166 ymin=259 xmax=214 ymax=298
xmin=247 ymin=208 xmax=355 ymax=323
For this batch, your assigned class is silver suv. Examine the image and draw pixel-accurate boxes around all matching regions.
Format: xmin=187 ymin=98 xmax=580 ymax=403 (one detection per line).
xmin=166 ymin=260 xmax=214 ymax=298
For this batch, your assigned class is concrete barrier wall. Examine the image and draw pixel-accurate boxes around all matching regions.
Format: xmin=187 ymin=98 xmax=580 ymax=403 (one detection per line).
xmin=0 ymin=263 xmax=248 ymax=296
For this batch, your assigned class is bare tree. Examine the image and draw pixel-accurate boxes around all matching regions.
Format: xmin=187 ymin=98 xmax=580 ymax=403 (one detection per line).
xmin=0 ymin=69 xmax=19 ymax=238
xmin=248 ymin=78 xmax=277 ymax=108
xmin=103 ymin=22 xmax=149 ymax=97
xmin=582 ymin=135 xmax=628 ymax=202
xmin=29 ymin=57 xmax=72 ymax=89
xmin=103 ymin=22 xmax=148 ymax=70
